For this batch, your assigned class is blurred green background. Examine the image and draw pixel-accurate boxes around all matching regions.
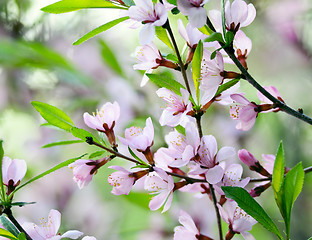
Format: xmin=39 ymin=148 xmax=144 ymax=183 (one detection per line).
xmin=0 ymin=0 xmax=312 ymax=239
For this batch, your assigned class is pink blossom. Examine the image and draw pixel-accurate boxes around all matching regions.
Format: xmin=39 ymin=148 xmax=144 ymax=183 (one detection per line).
xmin=234 ymin=30 xmax=252 ymax=58
xmin=177 ymin=19 xmax=205 ymax=48
xmin=209 ymin=0 xmax=256 ymax=32
xmin=190 ymin=135 xmax=235 ymax=184
xmin=69 ymin=159 xmax=100 ymax=189
xmin=167 ymin=122 xmax=200 ymax=168
xmin=144 ymin=168 xmax=174 ymax=213
xmin=82 ymin=237 xmax=96 ymax=240
xmin=239 ymin=149 xmax=272 ymax=176
xmin=215 ymin=164 xmax=250 ymax=195
xmin=156 ymin=88 xmax=192 ymax=127
xmin=174 ymin=210 xmax=199 ymax=240
xmin=2 ymin=156 xmax=27 ymax=189
xmin=119 ymin=117 xmax=154 ymax=151
xmin=218 ymin=201 xmax=257 ymax=239
xmin=83 ymin=101 xmax=120 ymax=132
xmin=128 ymin=0 xmax=168 ymax=44
xmin=177 ymin=0 xmax=210 ymax=28
xmin=257 ymin=86 xmax=283 ymax=105
xmin=200 ymin=50 xmax=225 ymax=104
xmin=108 ymin=166 xmax=135 ymax=195
xmin=229 ymin=93 xmax=258 ymax=131
xmin=133 ymin=43 xmax=163 ymax=87
xmin=23 ymin=209 xmax=83 ymax=240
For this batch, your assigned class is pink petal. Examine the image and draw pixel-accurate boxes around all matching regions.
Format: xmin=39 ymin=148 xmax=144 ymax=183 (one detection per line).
xmin=139 ymin=24 xmax=155 ymax=45
xmin=61 ymin=230 xmax=83 ymax=239
xmin=205 ymin=165 xmax=224 ymax=184
xmin=216 ymin=146 xmax=236 ymax=163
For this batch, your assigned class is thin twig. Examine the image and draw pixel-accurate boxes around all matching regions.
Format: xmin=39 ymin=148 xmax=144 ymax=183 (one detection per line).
xmin=3 ymin=208 xmax=32 ymax=240
xmin=163 ymin=21 xmax=193 ymax=97
xmin=209 ymin=183 xmax=223 ymax=240
xmin=205 ymin=17 xmax=312 ymax=125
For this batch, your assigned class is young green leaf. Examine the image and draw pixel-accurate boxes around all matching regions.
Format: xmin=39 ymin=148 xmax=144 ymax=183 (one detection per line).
xmin=41 ymin=0 xmax=127 ymax=14
xmin=192 ymin=40 xmax=203 ymax=103
xmin=99 ymin=39 xmax=124 ymax=76
xmin=175 ymin=125 xmax=185 ymax=135
xmin=17 ymin=233 xmax=26 ymax=240
xmin=122 ymin=0 xmax=135 ymax=6
xmin=0 ymin=140 xmax=6 ymax=201
xmin=0 ymin=215 xmax=20 ymax=237
xmin=128 ymin=147 xmax=149 ymax=167
xmin=215 ymin=78 xmax=240 ymax=97
xmin=146 ymin=73 xmax=185 ymax=96
xmin=73 ymin=16 xmax=129 ymax=45
xmin=222 ymin=186 xmax=283 ymax=240
xmin=9 ymin=154 xmax=87 ymax=197
xmin=272 ymin=142 xmax=285 ymax=195
xmin=42 ymin=140 xmax=83 ymax=148
xmin=89 ymin=151 xmax=106 ymax=159
xmin=204 ymin=32 xmax=224 ymax=43
xmin=32 ymin=101 xmax=75 ymax=132
xmin=283 ymin=162 xmax=305 ymax=237
xmin=198 ymin=25 xmax=213 ymax=35
xmin=0 ymin=228 xmax=18 ymax=240
xmin=165 ymin=53 xmax=178 ymax=63
xmin=225 ymin=31 xmax=234 ymax=46
xmin=70 ymin=127 xmax=102 ymax=145
xmin=155 ymin=26 xmax=174 ymax=50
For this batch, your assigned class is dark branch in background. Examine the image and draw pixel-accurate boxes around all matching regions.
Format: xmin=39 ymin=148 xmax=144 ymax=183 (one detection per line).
xmin=206 ymin=17 xmax=312 ymax=125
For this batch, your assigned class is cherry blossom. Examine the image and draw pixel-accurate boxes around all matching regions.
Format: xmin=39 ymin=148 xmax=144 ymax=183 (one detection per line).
xmin=229 ymin=93 xmax=258 ymax=131
xmin=108 ymin=166 xmax=135 ymax=195
xmin=82 ymin=237 xmax=97 ymax=240
xmin=83 ymin=102 xmax=120 ymax=146
xmin=209 ymin=0 xmax=256 ymax=33
xmin=177 ymin=19 xmax=205 ymax=48
xmin=156 ymin=87 xmax=192 ymax=127
xmin=218 ymin=201 xmax=257 ymax=240
xmin=119 ymin=117 xmax=154 ymax=152
xmin=128 ymin=0 xmax=168 ymax=44
xmin=133 ymin=43 xmax=163 ymax=87
xmin=174 ymin=210 xmax=199 ymax=240
xmin=200 ymin=50 xmax=225 ymax=104
xmin=214 ymin=163 xmax=250 ymax=195
xmin=238 ymin=149 xmax=271 ymax=177
xmin=23 ymin=209 xmax=83 ymax=240
xmin=177 ymin=0 xmax=210 ymax=28
xmin=144 ymin=168 xmax=174 ymax=213
xmin=257 ymin=86 xmax=284 ymax=106
xmin=189 ymin=135 xmax=235 ymax=184
xmin=2 ymin=156 xmax=27 ymax=193
xmin=69 ymin=158 xmax=108 ymax=189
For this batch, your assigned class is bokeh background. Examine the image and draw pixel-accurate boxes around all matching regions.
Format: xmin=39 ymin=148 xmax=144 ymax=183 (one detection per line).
xmin=0 ymin=0 xmax=312 ymax=239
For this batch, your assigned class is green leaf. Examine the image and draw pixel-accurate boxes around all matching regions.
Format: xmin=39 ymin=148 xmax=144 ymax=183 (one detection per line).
xmin=272 ymin=142 xmax=285 ymax=195
xmin=198 ymin=25 xmax=213 ymax=35
xmin=128 ymin=147 xmax=149 ymax=167
xmin=175 ymin=125 xmax=185 ymax=135
xmin=222 ymin=186 xmax=283 ymax=240
xmin=221 ymin=0 xmax=226 ymax=36
xmin=17 ymin=233 xmax=26 ymax=240
xmin=215 ymin=78 xmax=240 ymax=97
xmin=122 ymin=0 xmax=135 ymax=6
xmin=146 ymin=73 xmax=185 ymax=96
xmin=99 ymin=39 xmax=124 ymax=76
xmin=89 ymin=150 xmax=106 ymax=159
xmin=9 ymin=154 xmax=87 ymax=197
xmin=167 ymin=0 xmax=177 ymax=5
xmin=70 ymin=127 xmax=102 ymax=145
xmin=165 ymin=53 xmax=178 ymax=63
xmin=32 ymin=101 xmax=75 ymax=132
xmin=9 ymin=202 xmax=36 ymax=207
xmin=204 ymin=32 xmax=224 ymax=43
xmin=192 ymin=40 xmax=203 ymax=103
xmin=0 ymin=215 xmax=20 ymax=237
xmin=41 ymin=0 xmax=126 ymax=14
xmin=73 ymin=16 xmax=129 ymax=45
xmin=283 ymin=162 xmax=305 ymax=237
xmin=0 ymin=228 xmax=18 ymax=240
xmin=42 ymin=140 xmax=83 ymax=148
xmin=155 ymin=26 xmax=173 ymax=50
xmin=225 ymin=31 xmax=234 ymax=46
xmin=0 ymin=140 xmax=6 ymax=201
